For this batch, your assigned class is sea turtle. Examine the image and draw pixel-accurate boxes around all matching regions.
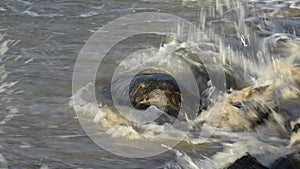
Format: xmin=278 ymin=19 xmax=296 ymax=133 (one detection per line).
xmin=98 ymin=69 xmax=212 ymax=122
xmin=128 ymin=73 xmax=182 ymax=118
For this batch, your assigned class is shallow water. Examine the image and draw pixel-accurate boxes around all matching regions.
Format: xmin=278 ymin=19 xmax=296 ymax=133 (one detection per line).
xmin=1 ymin=0 xmax=300 ymax=168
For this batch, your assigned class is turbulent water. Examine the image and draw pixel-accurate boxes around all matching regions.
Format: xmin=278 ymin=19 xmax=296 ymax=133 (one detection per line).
xmin=1 ymin=0 xmax=300 ymax=168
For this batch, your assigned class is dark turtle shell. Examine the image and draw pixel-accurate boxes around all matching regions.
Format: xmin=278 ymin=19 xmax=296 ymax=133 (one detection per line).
xmin=98 ymin=69 xmax=212 ymax=121
xmin=98 ymin=73 xmax=182 ymax=118
xmin=129 ymin=73 xmax=181 ymax=118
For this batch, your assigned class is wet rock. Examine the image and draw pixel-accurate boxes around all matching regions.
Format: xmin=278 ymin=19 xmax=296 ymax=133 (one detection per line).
xmin=270 ymin=151 xmax=300 ymax=169
xmin=226 ymin=153 xmax=268 ymax=169
xmin=291 ymin=118 xmax=300 ymax=134
xmin=225 ymin=70 xmax=252 ymax=90
xmin=209 ymin=84 xmax=276 ymax=130
xmin=235 ymin=100 xmax=272 ymax=126
xmin=288 ymin=118 xmax=300 ymax=149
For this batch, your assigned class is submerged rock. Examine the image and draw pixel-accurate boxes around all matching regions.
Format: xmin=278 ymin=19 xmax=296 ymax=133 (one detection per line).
xmin=270 ymin=151 xmax=300 ymax=169
xmin=234 ymin=100 xmax=272 ymax=126
xmin=226 ymin=153 xmax=268 ymax=169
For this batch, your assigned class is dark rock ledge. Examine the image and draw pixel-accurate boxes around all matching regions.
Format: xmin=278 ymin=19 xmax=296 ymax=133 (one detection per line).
xmin=226 ymin=151 xmax=300 ymax=169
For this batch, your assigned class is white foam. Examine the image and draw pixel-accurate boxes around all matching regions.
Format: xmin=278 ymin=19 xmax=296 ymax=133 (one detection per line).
xmin=0 ymin=154 xmax=8 ymax=169
xmin=23 ymin=10 xmax=63 ymax=17
xmin=163 ymin=147 xmax=201 ymax=169
xmin=79 ymin=11 xmax=98 ymax=18
xmin=0 ymin=35 xmax=21 ymax=169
